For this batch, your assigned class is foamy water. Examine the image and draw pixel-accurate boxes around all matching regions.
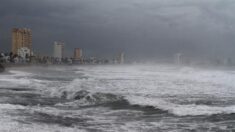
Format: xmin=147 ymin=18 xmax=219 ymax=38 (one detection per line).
xmin=0 ymin=64 xmax=235 ymax=131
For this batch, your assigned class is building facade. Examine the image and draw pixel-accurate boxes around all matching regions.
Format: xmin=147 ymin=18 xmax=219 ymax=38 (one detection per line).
xmin=74 ymin=48 xmax=82 ymax=60
xmin=118 ymin=52 xmax=125 ymax=64
xmin=12 ymin=28 xmax=32 ymax=55
xmin=17 ymin=47 xmax=30 ymax=59
xmin=53 ymin=41 xmax=64 ymax=60
xmin=174 ymin=53 xmax=185 ymax=65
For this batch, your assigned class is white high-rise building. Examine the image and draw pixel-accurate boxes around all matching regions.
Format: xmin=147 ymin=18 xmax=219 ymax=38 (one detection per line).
xmin=175 ymin=53 xmax=183 ymax=65
xmin=17 ymin=47 xmax=30 ymax=59
xmin=53 ymin=41 xmax=64 ymax=60
xmin=118 ymin=52 xmax=125 ymax=64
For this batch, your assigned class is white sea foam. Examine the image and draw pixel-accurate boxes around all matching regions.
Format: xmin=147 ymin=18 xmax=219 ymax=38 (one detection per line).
xmin=9 ymin=70 xmax=34 ymax=76
xmin=0 ymin=104 xmax=86 ymax=132
xmin=1 ymin=65 xmax=235 ymax=131
xmin=56 ymin=65 xmax=235 ymax=116
xmin=60 ymin=66 xmax=235 ymax=98
xmin=126 ymin=95 xmax=235 ymax=116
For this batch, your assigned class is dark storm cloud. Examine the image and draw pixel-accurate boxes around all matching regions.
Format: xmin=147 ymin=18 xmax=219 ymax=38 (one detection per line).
xmin=1 ymin=0 xmax=235 ymax=60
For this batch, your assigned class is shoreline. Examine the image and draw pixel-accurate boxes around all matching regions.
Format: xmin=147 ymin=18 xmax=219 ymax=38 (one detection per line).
xmin=1 ymin=63 xmax=235 ymax=72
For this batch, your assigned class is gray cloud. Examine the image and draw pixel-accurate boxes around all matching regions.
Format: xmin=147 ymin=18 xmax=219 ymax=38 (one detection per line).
xmin=1 ymin=0 xmax=235 ymax=60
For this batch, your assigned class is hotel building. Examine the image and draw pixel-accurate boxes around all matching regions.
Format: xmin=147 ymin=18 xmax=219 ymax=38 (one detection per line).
xmin=53 ymin=41 xmax=64 ymax=60
xmin=12 ymin=28 xmax=32 ymax=55
xmin=74 ymin=48 xmax=83 ymax=60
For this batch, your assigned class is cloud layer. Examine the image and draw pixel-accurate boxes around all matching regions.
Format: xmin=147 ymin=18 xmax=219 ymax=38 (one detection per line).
xmin=1 ymin=0 xmax=235 ymax=60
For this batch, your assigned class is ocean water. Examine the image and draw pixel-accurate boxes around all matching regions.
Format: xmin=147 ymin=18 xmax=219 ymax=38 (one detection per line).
xmin=0 ymin=64 xmax=235 ymax=132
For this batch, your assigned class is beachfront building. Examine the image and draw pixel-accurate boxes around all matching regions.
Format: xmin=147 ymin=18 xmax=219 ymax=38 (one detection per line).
xmin=53 ymin=41 xmax=64 ymax=61
xmin=12 ymin=28 xmax=32 ymax=55
xmin=17 ymin=47 xmax=30 ymax=59
xmin=73 ymin=48 xmax=83 ymax=64
xmin=174 ymin=53 xmax=183 ymax=65
xmin=118 ymin=52 xmax=125 ymax=64
xmin=74 ymin=48 xmax=82 ymax=60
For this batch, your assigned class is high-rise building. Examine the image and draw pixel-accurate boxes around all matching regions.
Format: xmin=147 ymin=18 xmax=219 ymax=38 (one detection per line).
xmin=53 ymin=41 xmax=64 ymax=59
xmin=174 ymin=53 xmax=183 ymax=65
xmin=12 ymin=28 xmax=32 ymax=55
xmin=118 ymin=52 xmax=125 ymax=64
xmin=74 ymin=48 xmax=82 ymax=60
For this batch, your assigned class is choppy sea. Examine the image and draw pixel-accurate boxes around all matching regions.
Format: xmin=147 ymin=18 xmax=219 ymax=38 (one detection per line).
xmin=0 ymin=64 xmax=235 ymax=132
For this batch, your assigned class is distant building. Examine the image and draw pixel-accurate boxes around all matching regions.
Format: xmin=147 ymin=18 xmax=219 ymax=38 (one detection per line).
xmin=174 ymin=53 xmax=183 ymax=65
xmin=118 ymin=53 xmax=125 ymax=64
xmin=74 ymin=48 xmax=82 ymax=60
xmin=223 ymin=57 xmax=233 ymax=66
xmin=53 ymin=41 xmax=64 ymax=60
xmin=12 ymin=28 xmax=32 ymax=55
xmin=17 ymin=47 xmax=30 ymax=59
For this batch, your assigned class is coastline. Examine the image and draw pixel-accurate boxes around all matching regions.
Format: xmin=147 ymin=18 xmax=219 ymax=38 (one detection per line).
xmin=2 ymin=62 xmax=235 ymax=73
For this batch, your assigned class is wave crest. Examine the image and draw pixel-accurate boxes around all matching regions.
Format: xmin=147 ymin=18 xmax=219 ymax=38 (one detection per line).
xmin=126 ymin=96 xmax=235 ymax=116
xmin=57 ymin=90 xmax=124 ymax=107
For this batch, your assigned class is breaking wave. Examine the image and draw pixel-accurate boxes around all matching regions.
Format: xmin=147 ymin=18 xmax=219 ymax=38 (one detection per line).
xmin=1 ymin=65 xmax=235 ymax=131
xmin=56 ymin=90 xmax=124 ymax=107
xmin=51 ymin=88 xmax=235 ymax=117
xmin=126 ymin=96 xmax=235 ymax=116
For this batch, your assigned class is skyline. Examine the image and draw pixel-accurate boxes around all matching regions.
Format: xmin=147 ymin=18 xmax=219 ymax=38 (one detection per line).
xmin=1 ymin=0 xmax=235 ymax=61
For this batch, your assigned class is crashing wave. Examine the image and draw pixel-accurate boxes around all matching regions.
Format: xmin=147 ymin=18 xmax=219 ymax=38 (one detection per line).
xmin=126 ymin=95 xmax=235 ymax=116
xmin=56 ymin=90 xmax=168 ymax=115
xmin=57 ymin=90 xmax=125 ymax=107
xmin=55 ymin=89 xmax=235 ymax=116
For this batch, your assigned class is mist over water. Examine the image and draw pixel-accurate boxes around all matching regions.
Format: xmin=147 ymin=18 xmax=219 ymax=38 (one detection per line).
xmin=0 ymin=64 xmax=235 ymax=131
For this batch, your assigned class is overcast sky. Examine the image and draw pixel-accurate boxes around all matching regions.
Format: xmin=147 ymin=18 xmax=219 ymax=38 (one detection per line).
xmin=1 ymin=0 xmax=235 ymax=60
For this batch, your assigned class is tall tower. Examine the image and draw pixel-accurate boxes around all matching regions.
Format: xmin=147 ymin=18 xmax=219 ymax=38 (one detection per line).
xmin=118 ymin=52 xmax=125 ymax=64
xmin=12 ymin=28 xmax=32 ymax=55
xmin=175 ymin=53 xmax=183 ymax=65
xmin=74 ymin=48 xmax=83 ymax=60
xmin=53 ymin=41 xmax=64 ymax=59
